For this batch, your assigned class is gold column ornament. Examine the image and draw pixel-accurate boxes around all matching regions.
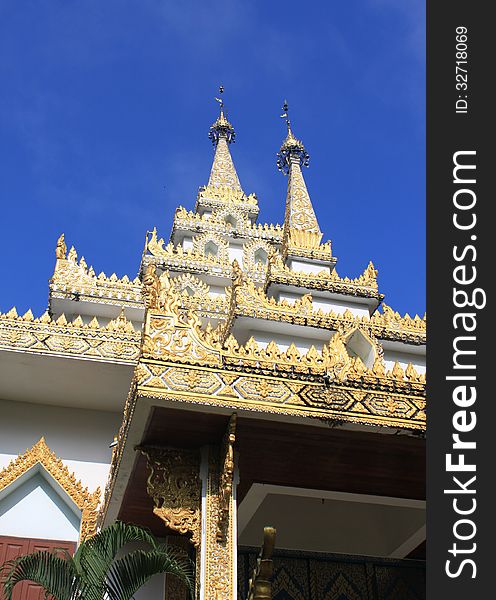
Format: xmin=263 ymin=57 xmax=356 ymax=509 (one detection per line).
xmin=202 ymin=444 xmax=237 ymax=600
xmin=139 ymin=446 xmax=201 ymax=547
xmin=247 ymin=527 xmax=276 ymax=600
xmin=217 ymin=414 xmax=237 ymax=542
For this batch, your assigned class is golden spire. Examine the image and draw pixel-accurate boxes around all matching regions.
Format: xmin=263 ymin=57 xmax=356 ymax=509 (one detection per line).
xmin=207 ymin=86 xmax=242 ymax=192
xmin=277 ymin=101 xmax=323 ymax=251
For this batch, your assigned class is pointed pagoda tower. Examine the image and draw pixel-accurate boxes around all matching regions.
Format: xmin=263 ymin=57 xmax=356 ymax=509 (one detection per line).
xmin=277 ymin=101 xmax=335 ymax=271
xmin=194 ymin=86 xmax=259 ymax=223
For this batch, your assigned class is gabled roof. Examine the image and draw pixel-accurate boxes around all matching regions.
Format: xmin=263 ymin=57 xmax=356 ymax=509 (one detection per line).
xmin=0 ymin=437 xmax=100 ymax=540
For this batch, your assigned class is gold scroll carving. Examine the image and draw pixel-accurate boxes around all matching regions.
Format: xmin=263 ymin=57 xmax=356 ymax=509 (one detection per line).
xmin=140 ymin=446 xmax=201 ymax=547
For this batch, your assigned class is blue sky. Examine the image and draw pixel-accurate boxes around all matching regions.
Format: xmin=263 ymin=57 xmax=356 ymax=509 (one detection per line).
xmin=0 ymin=0 xmax=425 ymax=316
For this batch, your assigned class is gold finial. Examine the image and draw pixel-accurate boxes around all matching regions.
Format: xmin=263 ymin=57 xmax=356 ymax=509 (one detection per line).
xmin=277 ymin=100 xmax=309 ymax=173
xmin=280 ymin=99 xmax=290 ymax=130
xmin=210 ymin=85 xmax=235 ymax=145
xmin=56 ymin=233 xmax=67 ymax=260
xmin=215 ymin=84 xmax=224 ymax=110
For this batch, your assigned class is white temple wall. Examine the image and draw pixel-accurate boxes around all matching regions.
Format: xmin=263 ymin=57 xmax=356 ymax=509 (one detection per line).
xmin=208 ymin=285 xmax=226 ymax=297
xmin=383 ymin=350 xmax=426 ymax=374
xmin=0 ymin=398 xmax=120 ymax=493
xmin=182 ymin=237 xmax=193 ymax=250
xmin=287 ymin=258 xmax=331 ymax=275
xmin=227 ymin=243 xmax=243 ymax=264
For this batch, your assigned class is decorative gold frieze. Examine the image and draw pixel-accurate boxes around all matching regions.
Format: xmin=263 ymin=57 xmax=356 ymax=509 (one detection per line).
xmin=0 ymin=438 xmax=100 ymax=540
xmin=172 ymin=207 xmax=282 ymax=242
xmin=139 ymin=273 xmax=425 ymax=393
xmin=0 ymin=307 xmax=141 ymax=363
xmin=134 ymin=361 xmax=424 ymax=432
xmin=139 ymin=446 xmax=201 ymax=547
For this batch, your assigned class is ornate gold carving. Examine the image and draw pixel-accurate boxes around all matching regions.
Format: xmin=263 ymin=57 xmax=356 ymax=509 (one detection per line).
xmin=173 ymin=206 xmax=280 ymax=241
xmin=284 ymin=155 xmax=322 ymax=235
xmin=278 ymin=121 xmax=324 ymax=255
xmin=246 ymin=527 xmax=276 ymax=600
xmin=139 ymin=272 xmax=424 ymax=390
xmin=234 ymin=278 xmax=424 ymax=344
xmin=143 ymin=264 xmax=160 ymax=309
xmin=217 ymin=414 xmax=236 ymax=542
xmin=171 ymin=272 xmax=210 ymax=299
xmin=146 ymin=228 xmax=232 ymax=271
xmin=139 ymin=446 xmax=201 ymax=547
xmin=323 ymin=331 xmax=352 ymax=382
xmin=0 ymin=438 xmax=100 ymax=540
xmin=0 ymin=307 xmax=140 ymax=363
xmin=55 ymin=233 xmax=67 ymax=260
xmin=241 ymin=239 xmax=273 ymax=280
xmin=204 ymin=447 xmax=236 ymax=600
xmin=207 ymin=135 xmax=242 ymax=191
xmin=269 ymin=254 xmax=380 ymax=297
xmin=50 ymin=241 xmax=143 ymax=308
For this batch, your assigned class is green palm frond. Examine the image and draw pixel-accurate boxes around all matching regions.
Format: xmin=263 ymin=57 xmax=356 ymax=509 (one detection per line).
xmin=1 ymin=522 xmax=193 ymax=600
xmin=1 ymin=551 xmax=77 ymax=600
xmin=73 ymin=521 xmax=157 ymax=586
xmin=105 ymin=547 xmax=194 ymax=600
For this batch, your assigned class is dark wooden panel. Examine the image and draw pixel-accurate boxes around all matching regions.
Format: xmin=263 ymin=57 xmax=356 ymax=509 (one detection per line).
xmin=235 ymin=419 xmax=425 ymax=503
xmin=142 ymin=406 xmax=231 ymax=447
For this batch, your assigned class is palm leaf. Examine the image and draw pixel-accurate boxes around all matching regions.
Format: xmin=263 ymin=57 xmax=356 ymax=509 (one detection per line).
xmin=73 ymin=521 xmax=157 ymax=588
xmin=1 ymin=551 xmax=78 ymax=600
xmin=105 ymin=547 xmax=194 ymax=600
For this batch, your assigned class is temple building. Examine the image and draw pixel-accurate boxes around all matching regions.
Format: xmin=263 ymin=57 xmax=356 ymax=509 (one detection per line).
xmin=0 ymin=98 xmax=426 ymax=599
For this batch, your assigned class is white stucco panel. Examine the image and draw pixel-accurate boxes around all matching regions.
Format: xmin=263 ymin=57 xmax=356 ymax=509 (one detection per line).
xmin=0 ymin=473 xmax=80 ymax=541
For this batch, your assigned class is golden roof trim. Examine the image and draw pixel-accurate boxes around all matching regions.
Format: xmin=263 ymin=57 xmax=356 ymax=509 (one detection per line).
xmin=0 ymin=437 xmax=100 ymax=540
xmin=146 ymin=229 xmax=233 ymax=269
xmin=50 ymin=240 xmax=142 ymax=306
xmin=0 ymin=307 xmax=141 ymax=363
xmin=172 ymin=207 xmax=282 ymax=241
xmin=195 ymin=185 xmax=259 ymax=212
xmin=141 ymin=273 xmax=425 ymax=393
xmin=269 ymin=257 xmax=381 ymax=297
xmin=233 ymin=279 xmax=425 ymax=344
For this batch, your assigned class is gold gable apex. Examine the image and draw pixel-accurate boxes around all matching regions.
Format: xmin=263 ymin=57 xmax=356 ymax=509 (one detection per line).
xmin=0 ymin=437 xmax=100 ymax=541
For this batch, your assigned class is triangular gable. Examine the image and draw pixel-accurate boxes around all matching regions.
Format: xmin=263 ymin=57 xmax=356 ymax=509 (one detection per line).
xmin=0 ymin=438 xmax=100 ymax=540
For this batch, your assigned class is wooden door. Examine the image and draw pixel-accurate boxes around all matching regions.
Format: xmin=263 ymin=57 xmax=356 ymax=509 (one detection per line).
xmin=0 ymin=536 xmax=76 ymax=600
